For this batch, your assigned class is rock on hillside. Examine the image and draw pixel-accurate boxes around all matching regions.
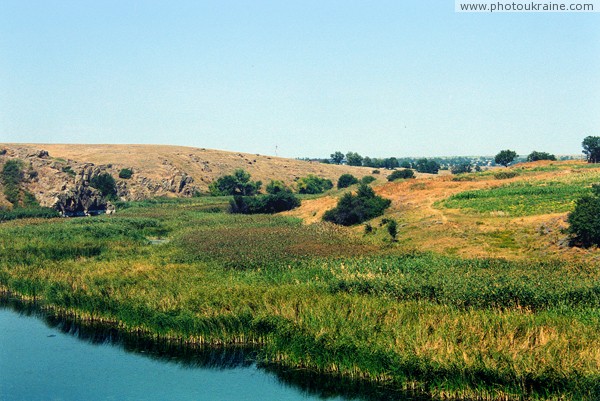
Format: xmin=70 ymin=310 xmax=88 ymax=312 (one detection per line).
xmin=0 ymin=143 xmax=381 ymax=212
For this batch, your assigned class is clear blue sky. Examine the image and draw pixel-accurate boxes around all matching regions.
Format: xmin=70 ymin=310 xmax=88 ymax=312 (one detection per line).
xmin=1 ymin=1 xmax=598 ymax=158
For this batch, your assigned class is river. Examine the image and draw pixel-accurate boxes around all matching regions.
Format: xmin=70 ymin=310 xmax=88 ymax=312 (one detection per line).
xmin=0 ymin=300 xmax=424 ymax=401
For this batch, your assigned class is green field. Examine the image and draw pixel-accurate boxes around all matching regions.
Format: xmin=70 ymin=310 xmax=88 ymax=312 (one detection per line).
xmin=1 ymin=197 xmax=599 ymax=400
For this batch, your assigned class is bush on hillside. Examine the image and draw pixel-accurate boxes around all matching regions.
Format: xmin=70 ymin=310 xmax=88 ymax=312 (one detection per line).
xmin=494 ymin=171 xmax=518 ymax=180
xmin=90 ymin=173 xmax=118 ymax=200
xmin=337 ymin=174 xmax=359 ymax=189
xmin=209 ymin=169 xmax=262 ymax=196
xmin=568 ymin=185 xmax=600 ymax=247
xmin=361 ymin=176 xmax=376 ymax=185
xmin=388 ymin=169 xmax=415 ymax=181
xmin=230 ymin=191 xmax=301 ymax=214
xmin=119 ymin=168 xmax=134 ymax=179
xmin=323 ymin=184 xmax=391 ymax=226
xmin=297 ymin=175 xmax=333 ymax=194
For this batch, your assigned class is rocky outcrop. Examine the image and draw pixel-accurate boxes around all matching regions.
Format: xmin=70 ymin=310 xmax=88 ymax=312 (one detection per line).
xmin=53 ymin=185 xmax=114 ymax=217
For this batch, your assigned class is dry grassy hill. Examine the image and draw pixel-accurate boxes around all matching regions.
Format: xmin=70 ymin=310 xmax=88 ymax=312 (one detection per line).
xmin=0 ymin=143 xmax=387 ymax=206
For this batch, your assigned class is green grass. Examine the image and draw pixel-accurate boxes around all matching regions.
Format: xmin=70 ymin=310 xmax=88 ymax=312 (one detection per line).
xmin=1 ymin=197 xmax=599 ymax=400
xmin=439 ymin=173 xmax=600 ymax=216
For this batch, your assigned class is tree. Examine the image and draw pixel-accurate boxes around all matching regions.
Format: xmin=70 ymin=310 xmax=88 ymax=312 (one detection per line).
xmin=388 ymin=169 xmax=415 ymax=181
xmin=527 ymin=151 xmax=556 ymax=162
xmin=415 ymin=158 xmax=440 ymax=174
xmin=323 ymin=184 xmax=391 ymax=226
xmin=387 ymin=219 xmax=398 ymax=240
xmin=209 ymin=169 xmax=262 ymax=196
xmin=494 ymin=150 xmax=517 ymax=167
xmin=450 ymin=163 xmax=472 ymax=175
xmin=337 ymin=174 xmax=359 ymax=189
xmin=230 ymin=191 xmax=300 ymax=214
xmin=346 ymin=152 xmax=363 ymax=167
xmin=568 ymin=185 xmax=600 ymax=247
xmin=90 ymin=173 xmax=117 ymax=200
xmin=265 ymin=180 xmax=287 ymax=194
xmin=330 ymin=151 xmax=345 ymax=165
xmin=297 ymin=175 xmax=333 ymax=194
xmin=582 ymin=136 xmax=600 ymax=163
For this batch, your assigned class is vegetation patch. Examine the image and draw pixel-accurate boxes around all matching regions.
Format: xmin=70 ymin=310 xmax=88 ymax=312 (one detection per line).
xmin=323 ymin=184 xmax=391 ymax=226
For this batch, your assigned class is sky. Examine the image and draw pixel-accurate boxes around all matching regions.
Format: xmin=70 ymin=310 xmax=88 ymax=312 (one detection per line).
xmin=0 ymin=1 xmax=599 ymax=158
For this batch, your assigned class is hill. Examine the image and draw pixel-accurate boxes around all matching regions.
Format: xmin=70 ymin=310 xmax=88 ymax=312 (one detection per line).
xmin=0 ymin=143 xmax=384 ymax=209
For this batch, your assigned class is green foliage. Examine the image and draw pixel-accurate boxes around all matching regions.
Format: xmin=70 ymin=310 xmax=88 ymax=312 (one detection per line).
xmin=0 ymin=207 xmax=60 ymax=222
xmin=493 ymin=171 xmax=519 ymax=180
xmin=494 ymin=149 xmax=517 ymax=167
xmin=337 ymin=173 xmax=359 ymax=189
xmin=527 ymin=151 xmax=556 ymax=162
xmin=450 ymin=163 xmax=472 ymax=175
xmin=323 ymin=184 xmax=391 ymax=226
xmin=415 ymin=158 xmax=439 ymax=174
xmin=330 ymin=151 xmax=344 ymax=164
xmin=568 ymin=185 xmax=600 ymax=247
xmin=90 ymin=173 xmax=118 ymax=200
xmin=441 ymin=180 xmax=591 ymax=216
xmin=2 ymin=159 xmax=24 ymax=205
xmin=296 ymin=175 xmax=333 ymax=194
xmin=360 ymin=175 xmax=376 ymax=185
xmin=371 ymin=170 xmax=380 ymax=174
xmin=0 ymin=149 xmax=6 ymax=155
xmin=265 ymin=180 xmax=287 ymax=194
xmin=345 ymin=152 xmax=363 ymax=167
xmin=582 ymin=136 xmax=600 ymax=163
xmin=387 ymin=169 xmax=415 ymax=181
xmin=386 ymin=219 xmax=397 ymax=240
xmin=118 ymin=168 xmax=134 ymax=179
xmin=229 ymin=191 xmax=301 ymax=215
xmin=209 ymin=169 xmax=262 ymax=196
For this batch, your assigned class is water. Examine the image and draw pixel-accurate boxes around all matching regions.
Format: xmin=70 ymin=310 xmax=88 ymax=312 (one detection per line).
xmin=0 ymin=301 xmax=423 ymax=401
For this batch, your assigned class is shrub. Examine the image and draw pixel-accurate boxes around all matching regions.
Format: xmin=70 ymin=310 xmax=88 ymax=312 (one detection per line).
xmin=371 ymin=170 xmax=380 ymax=175
xmin=387 ymin=219 xmax=398 ymax=240
xmin=361 ymin=176 xmax=376 ymax=185
xmin=62 ymin=166 xmax=76 ymax=176
xmin=494 ymin=171 xmax=518 ymax=180
xmin=119 ymin=168 xmax=133 ymax=179
xmin=527 ymin=151 xmax=556 ymax=162
xmin=90 ymin=173 xmax=118 ymax=200
xmin=323 ymin=184 xmax=391 ymax=226
xmin=388 ymin=169 xmax=415 ymax=181
xmin=209 ymin=169 xmax=262 ymax=196
xmin=297 ymin=175 xmax=333 ymax=194
xmin=337 ymin=174 xmax=359 ymax=189
xmin=0 ymin=149 xmax=6 ymax=155
xmin=568 ymin=185 xmax=600 ymax=247
xmin=265 ymin=180 xmax=287 ymax=194
xmin=450 ymin=163 xmax=472 ymax=175
xmin=2 ymin=159 xmax=23 ymax=205
xmin=229 ymin=191 xmax=300 ymax=214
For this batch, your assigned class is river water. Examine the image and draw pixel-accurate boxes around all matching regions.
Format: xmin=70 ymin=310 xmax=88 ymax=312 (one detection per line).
xmin=0 ymin=301 xmax=423 ymax=401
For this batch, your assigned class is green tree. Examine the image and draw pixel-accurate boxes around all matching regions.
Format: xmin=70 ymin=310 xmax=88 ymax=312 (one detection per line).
xmin=582 ymin=136 xmax=600 ymax=163
xmin=527 ymin=151 xmax=556 ymax=162
xmin=90 ymin=173 xmax=118 ymax=200
xmin=330 ymin=151 xmax=345 ymax=165
xmin=346 ymin=152 xmax=363 ymax=166
xmin=568 ymin=185 xmax=600 ymax=247
xmin=229 ymin=190 xmax=300 ymax=214
xmin=450 ymin=163 xmax=472 ymax=175
xmin=297 ymin=175 xmax=333 ymax=194
xmin=323 ymin=184 xmax=391 ymax=226
xmin=388 ymin=169 xmax=415 ymax=181
xmin=265 ymin=180 xmax=287 ymax=194
xmin=209 ymin=169 xmax=262 ymax=196
xmin=494 ymin=150 xmax=517 ymax=167
xmin=415 ymin=158 xmax=440 ymax=174
xmin=337 ymin=173 xmax=359 ymax=189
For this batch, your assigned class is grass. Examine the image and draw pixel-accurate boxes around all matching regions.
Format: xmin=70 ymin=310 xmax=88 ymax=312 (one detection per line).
xmin=439 ymin=172 xmax=600 ymax=216
xmin=1 ymin=196 xmax=599 ymax=400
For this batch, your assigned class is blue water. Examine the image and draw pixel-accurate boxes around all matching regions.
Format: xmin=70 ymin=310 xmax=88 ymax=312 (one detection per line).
xmin=0 ymin=306 xmax=350 ymax=401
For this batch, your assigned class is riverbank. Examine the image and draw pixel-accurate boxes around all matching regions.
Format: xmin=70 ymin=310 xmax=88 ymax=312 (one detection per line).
xmin=1 ymin=198 xmax=599 ymax=400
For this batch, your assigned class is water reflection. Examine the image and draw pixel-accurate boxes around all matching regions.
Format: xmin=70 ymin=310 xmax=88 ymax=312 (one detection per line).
xmin=1 ymin=296 xmax=435 ymax=401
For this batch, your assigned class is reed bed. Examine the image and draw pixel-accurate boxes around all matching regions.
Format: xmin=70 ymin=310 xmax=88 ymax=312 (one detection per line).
xmin=1 ymin=198 xmax=598 ymax=400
